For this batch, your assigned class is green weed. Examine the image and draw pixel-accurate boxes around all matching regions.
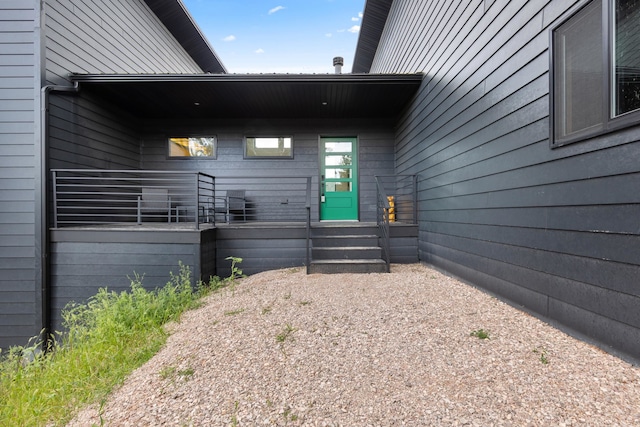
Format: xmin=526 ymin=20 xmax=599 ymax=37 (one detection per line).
xmin=0 ymin=259 xmax=240 ymax=426
xmin=276 ymin=324 xmax=296 ymax=343
xmin=470 ymin=329 xmax=490 ymax=339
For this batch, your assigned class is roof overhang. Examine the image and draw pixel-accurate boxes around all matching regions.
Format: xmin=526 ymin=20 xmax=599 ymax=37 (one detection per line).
xmin=352 ymin=0 xmax=394 ymax=73
xmin=143 ymin=0 xmax=226 ymax=73
xmin=69 ymin=73 xmax=423 ymax=120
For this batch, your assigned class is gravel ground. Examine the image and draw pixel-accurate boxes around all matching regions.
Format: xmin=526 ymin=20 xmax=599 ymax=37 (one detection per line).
xmin=68 ymin=264 xmax=640 ymax=426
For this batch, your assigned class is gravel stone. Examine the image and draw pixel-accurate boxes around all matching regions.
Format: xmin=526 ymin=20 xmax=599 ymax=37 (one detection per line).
xmin=68 ymin=264 xmax=640 ymax=426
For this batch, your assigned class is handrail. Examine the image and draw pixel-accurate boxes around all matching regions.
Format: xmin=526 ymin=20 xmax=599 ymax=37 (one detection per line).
xmin=374 ymin=175 xmax=418 ymax=224
xmin=51 ymin=170 xmax=312 ymax=228
xmin=305 ymin=177 xmax=312 ymax=274
xmin=374 ymin=176 xmax=392 ymax=273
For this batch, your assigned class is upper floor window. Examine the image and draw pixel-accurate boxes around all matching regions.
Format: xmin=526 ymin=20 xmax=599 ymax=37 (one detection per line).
xmin=245 ymin=137 xmax=293 ymax=158
xmin=168 ymin=137 xmax=216 ymax=158
xmin=552 ymin=0 xmax=640 ymax=147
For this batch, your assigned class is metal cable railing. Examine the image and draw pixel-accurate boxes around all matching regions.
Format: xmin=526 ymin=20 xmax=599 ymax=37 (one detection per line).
xmin=51 ymin=170 xmax=313 ymax=229
xmin=52 ymin=169 xmax=215 ymax=229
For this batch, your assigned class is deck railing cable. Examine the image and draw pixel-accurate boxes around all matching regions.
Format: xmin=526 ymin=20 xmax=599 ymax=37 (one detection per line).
xmin=51 ymin=169 xmax=215 ymax=229
xmin=374 ymin=176 xmax=392 ymax=272
xmin=51 ymin=170 xmax=313 ymax=228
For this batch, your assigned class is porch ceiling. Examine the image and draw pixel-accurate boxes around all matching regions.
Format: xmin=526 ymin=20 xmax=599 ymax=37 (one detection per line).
xmin=69 ymin=73 xmax=423 ymax=120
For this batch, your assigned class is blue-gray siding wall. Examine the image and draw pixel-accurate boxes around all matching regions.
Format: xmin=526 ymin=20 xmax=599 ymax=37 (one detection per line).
xmin=0 ymin=0 xmax=40 ymax=349
xmin=373 ymin=0 xmax=640 ymax=360
xmin=140 ymin=118 xmax=397 ymax=222
xmin=49 ymin=228 xmax=216 ymax=333
xmin=0 ymin=0 xmax=210 ymax=348
xmin=44 ymin=0 xmax=203 ymax=86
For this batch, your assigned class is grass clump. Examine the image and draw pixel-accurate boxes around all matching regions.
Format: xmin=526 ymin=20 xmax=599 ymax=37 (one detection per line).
xmin=470 ymin=328 xmax=490 ymax=340
xmin=0 ymin=260 xmax=237 ymax=426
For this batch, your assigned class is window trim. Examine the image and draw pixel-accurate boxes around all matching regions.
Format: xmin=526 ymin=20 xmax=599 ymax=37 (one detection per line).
xmin=243 ymin=136 xmax=294 ymax=159
xmin=550 ymin=0 xmax=640 ymax=148
xmin=167 ymin=136 xmax=217 ymax=159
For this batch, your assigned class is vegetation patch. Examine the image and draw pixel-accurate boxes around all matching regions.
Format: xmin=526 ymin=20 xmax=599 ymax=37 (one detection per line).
xmin=470 ymin=329 xmax=490 ymax=340
xmin=0 ymin=260 xmax=240 ymax=426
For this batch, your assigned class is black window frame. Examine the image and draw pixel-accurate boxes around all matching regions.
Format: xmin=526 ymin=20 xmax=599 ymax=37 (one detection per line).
xmin=243 ymin=136 xmax=294 ymax=159
xmin=550 ymin=0 xmax=640 ymax=148
xmin=167 ymin=136 xmax=217 ymax=159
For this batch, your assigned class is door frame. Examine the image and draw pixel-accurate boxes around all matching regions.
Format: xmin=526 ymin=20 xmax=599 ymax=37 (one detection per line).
xmin=318 ymin=135 xmax=359 ymax=221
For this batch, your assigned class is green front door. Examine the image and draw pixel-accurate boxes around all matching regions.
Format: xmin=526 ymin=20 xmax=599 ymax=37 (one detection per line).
xmin=320 ymin=137 xmax=358 ymax=220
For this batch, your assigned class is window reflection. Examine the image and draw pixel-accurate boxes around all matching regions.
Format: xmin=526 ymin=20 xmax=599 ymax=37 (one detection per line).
xmin=169 ymin=137 xmax=216 ymax=157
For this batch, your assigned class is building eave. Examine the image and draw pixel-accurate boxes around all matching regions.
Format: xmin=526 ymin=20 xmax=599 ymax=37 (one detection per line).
xmin=143 ymin=0 xmax=227 ymax=74
xmin=352 ymin=0 xmax=394 ymax=73
xmin=69 ymin=72 xmax=423 ymax=120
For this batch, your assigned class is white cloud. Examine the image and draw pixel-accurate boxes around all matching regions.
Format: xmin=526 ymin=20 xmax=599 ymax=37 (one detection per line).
xmin=268 ymin=5 xmax=285 ymax=14
xmin=351 ymin=16 xmax=359 ymax=22
xmin=255 ymin=48 xmax=265 ymax=54
xmin=325 ymin=33 xmax=332 ymax=37
xmin=359 ymin=12 xmax=363 ymax=18
xmin=223 ymin=35 xmax=236 ymax=42
xmin=347 ymin=25 xmax=360 ymax=33
xmin=337 ymin=29 xmax=345 ymax=33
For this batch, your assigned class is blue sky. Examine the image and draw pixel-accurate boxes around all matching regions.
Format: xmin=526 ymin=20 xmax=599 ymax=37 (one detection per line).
xmin=182 ymin=0 xmax=365 ymax=74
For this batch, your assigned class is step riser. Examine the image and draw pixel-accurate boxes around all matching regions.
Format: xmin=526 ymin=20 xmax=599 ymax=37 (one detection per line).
xmin=308 ymin=262 xmax=388 ymax=274
xmin=309 ymin=224 xmax=388 ymax=274
xmin=312 ymin=247 xmax=382 ymax=260
xmin=312 ymin=237 xmax=378 ymax=247
xmin=311 ymin=226 xmax=378 ymax=237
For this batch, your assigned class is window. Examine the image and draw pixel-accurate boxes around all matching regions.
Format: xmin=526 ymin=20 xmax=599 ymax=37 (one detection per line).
xmin=245 ymin=137 xmax=293 ymax=158
xmin=552 ymin=0 xmax=640 ymax=146
xmin=168 ymin=137 xmax=216 ymax=158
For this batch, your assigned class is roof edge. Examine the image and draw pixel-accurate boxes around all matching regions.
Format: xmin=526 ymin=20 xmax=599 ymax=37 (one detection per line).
xmin=352 ymin=0 xmax=394 ymax=73
xmin=69 ymin=73 xmax=424 ymax=84
xmin=144 ymin=0 xmax=227 ymax=74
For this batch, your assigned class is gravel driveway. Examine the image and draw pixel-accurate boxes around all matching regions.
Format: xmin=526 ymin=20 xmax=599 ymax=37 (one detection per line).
xmin=68 ymin=264 xmax=640 ymax=426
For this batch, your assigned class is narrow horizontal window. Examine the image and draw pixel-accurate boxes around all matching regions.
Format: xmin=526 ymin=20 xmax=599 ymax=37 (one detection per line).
xmin=168 ymin=137 xmax=216 ymax=158
xmin=245 ymin=137 xmax=293 ymax=158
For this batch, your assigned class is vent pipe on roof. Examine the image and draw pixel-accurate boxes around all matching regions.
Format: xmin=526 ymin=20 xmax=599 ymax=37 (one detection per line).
xmin=333 ymin=56 xmax=344 ymax=74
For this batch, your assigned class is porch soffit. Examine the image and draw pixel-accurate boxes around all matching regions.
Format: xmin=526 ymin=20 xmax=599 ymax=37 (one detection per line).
xmin=68 ymin=73 xmax=423 ymax=120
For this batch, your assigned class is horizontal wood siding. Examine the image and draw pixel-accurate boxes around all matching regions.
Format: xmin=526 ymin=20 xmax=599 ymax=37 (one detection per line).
xmin=44 ymin=0 xmax=202 ymax=86
xmin=49 ymin=228 xmax=214 ymax=332
xmin=140 ymin=118 xmax=396 ymax=222
xmin=0 ymin=0 xmax=39 ymax=349
xmin=374 ymin=0 xmax=640 ymax=359
xmin=48 ymin=93 xmax=140 ymax=170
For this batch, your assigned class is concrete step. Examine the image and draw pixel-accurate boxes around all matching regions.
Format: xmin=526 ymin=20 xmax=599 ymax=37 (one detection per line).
xmin=308 ymin=259 xmax=388 ymax=274
xmin=312 ymin=246 xmax=382 ymax=260
xmin=311 ymin=235 xmax=379 ymax=247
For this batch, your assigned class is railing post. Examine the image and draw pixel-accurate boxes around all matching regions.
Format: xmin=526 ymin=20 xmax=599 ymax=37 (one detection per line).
xmin=412 ymin=174 xmax=418 ymax=224
xmin=52 ymin=170 xmax=58 ymax=228
xmin=195 ymin=173 xmax=200 ymax=230
xmin=305 ymin=176 xmax=311 ymax=274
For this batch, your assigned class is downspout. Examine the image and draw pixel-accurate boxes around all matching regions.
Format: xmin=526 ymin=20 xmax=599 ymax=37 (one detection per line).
xmin=38 ymin=81 xmax=79 ymax=347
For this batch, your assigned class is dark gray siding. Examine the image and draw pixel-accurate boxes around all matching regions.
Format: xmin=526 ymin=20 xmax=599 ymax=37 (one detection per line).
xmin=48 ymin=93 xmax=140 ymax=170
xmin=49 ymin=228 xmax=215 ymax=332
xmin=44 ymin=0 xmax=203 ymax=86
xmin=374 ymin=0 xmax=640 ymax=360
xmin=0 ymin=1 xmax=39 ymax=349
xmin=140 ymin=118 xmax=397 ymax=222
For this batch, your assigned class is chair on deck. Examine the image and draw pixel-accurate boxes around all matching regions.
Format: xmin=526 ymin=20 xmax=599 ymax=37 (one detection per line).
xmin=137 ymin=187 xmax=174 ymax=223
xmin=212 ymin=190 xmax=246 ymax=223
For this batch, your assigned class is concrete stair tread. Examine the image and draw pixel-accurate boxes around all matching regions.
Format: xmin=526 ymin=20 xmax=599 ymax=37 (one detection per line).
xmin=310 ymin=259 xmax=386 ymax=264
xmin=312 ymin=246 xmax=380 ymax=250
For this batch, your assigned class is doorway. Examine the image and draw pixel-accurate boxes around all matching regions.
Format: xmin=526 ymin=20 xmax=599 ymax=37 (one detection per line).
xmin=319 ymin=137 xmax=358 ymax=220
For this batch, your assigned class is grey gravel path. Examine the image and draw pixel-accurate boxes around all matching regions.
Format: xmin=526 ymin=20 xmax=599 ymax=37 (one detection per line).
xmin=69 ymin=264 xmax=640 ymax=426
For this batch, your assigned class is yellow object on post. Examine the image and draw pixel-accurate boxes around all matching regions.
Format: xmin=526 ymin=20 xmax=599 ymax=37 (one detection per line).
xmin=387 ymin=195 xmax=395 ymax=222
